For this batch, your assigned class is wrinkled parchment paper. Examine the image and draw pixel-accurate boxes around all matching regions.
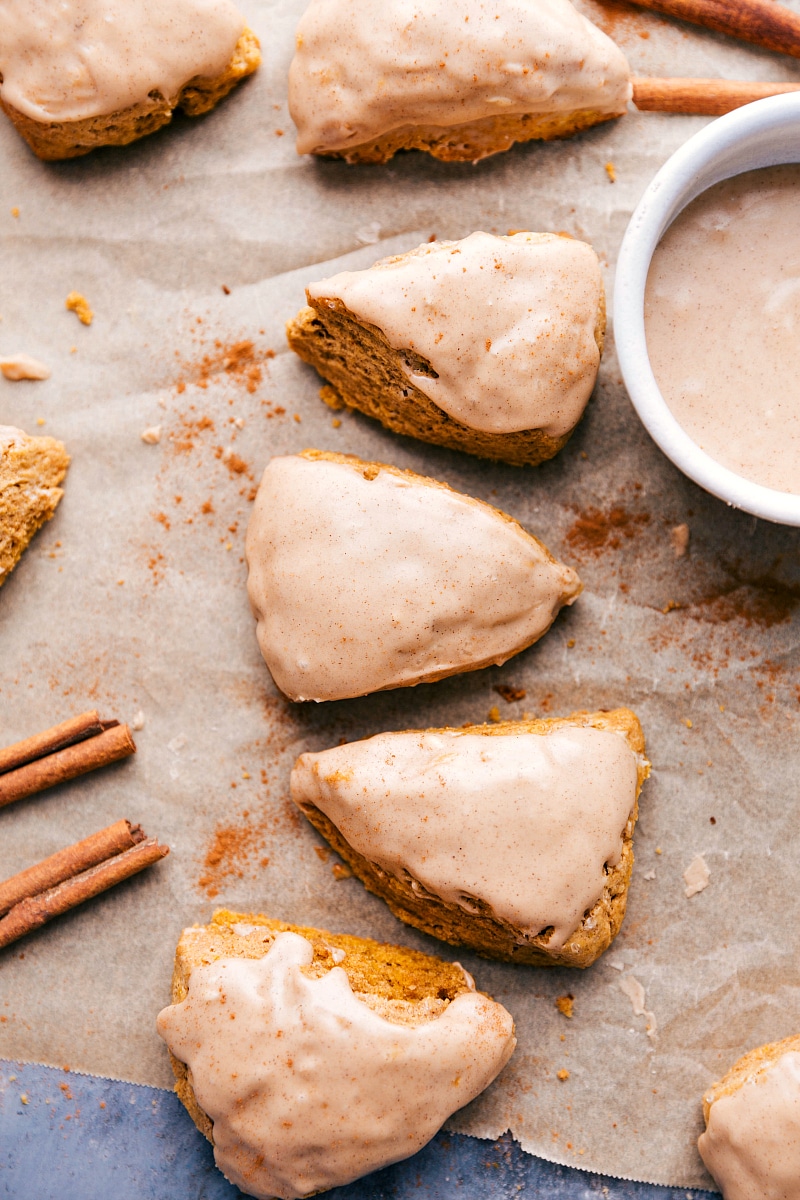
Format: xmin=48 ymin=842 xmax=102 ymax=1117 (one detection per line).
xmin=2 ymin=0 xmax=800 ymax=1187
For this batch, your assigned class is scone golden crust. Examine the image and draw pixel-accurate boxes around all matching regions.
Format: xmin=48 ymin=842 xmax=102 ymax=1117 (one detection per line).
xmin=294 ymin=708 xmax=649 ymax=969
xmin=167 ymin=909 xmax=497 ymax=1144
xmin=0 ymin=28 xmax=261 ymax=161
xmin=701 ymin=1035 xmax=800 ymax=1126
xmin=0 ymin=426 xmax=69 ymax=588
xmin=287 ymin=232 xmax=606 ymax=466
xmin=315 ymin=108 xmax=623 ymax=165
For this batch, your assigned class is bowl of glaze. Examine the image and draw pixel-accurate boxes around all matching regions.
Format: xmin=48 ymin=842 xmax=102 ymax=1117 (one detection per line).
xmin=614 ymin=92 xmax=800 ymax=526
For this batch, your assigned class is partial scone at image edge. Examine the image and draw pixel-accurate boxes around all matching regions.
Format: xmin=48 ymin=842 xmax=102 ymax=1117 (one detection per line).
xmin=0 ymin=426 xmax=69 ymax=589
xmin=157 ymin=911 xmax=516 ymax=1200
xmin=0 ymin=28 xmax=261 ymax=161
xmin=292 ymin=708 xmax=649 ymax=969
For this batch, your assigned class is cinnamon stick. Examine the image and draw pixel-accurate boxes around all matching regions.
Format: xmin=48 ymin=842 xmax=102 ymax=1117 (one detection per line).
xmin=0 ymin=723 xmax=135 ymax=809
xmin=632 ymin=76 xmax=800 ymax=114
xmin=0 ymin=710 xmax=112 ymax=775
xmin=626 ymin=0 xmax=800 ymax=59
xmin=0 ymin=819 xmax=145 ymax=917
xmin=0 ymin=838 xmax=169 ymax=950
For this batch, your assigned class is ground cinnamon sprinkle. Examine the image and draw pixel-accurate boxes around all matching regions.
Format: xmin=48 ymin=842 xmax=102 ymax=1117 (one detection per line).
xmin=566 ymin=505 xmax=651 ymax=556
xmin=175 ymin=339 xmax=275 ymax=396
xmin=199 ymin=810 xmax=271 ymax=898
xmin=690 ymin=571 xmax=800 ymax=628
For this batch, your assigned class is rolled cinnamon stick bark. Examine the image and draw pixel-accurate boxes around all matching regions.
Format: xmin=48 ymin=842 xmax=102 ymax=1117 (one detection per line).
xmin=632 ymin=76 xmax=800 ymax=114
xmin=0 ymin=723 xmax=135 ymax=808
xmin=0 ymin=710 xmax=108 ymax=776
xmin=628 ymin=0 xmax=800 ymax=58
xmin=0 ymin=838 xmax=169 ymax=950
xmin=0 ymin=819 xmax=145 ymax=917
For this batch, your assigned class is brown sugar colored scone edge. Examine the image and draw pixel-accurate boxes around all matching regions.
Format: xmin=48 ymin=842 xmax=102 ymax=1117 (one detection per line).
xmin=0 ymin=431 xmax=69 ymax=588
xmin=701 ymin=1034 xmax=800 ymax=1126
xmin=294 ymin=708 xmax=649 ymax=969
xmin=311 ymin=106 xmax=625 ymax=164
xmin=167 ymin=909 xmax=481 ymax=1145
xmin=0 ymin=28 xmax=261 ymax=161
xmin=288 ymin=277 xmax=606 ymax=466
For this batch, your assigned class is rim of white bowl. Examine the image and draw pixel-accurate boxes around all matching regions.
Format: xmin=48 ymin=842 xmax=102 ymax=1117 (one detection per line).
xmin=614 ymin=92 xmax=800 ymax=526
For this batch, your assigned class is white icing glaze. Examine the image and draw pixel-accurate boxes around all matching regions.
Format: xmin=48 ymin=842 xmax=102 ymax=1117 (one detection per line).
xmin=698 ymin=1052 xmax=800 ymax=1200
xmin=291 ymin=725 xmax=638 ymax=947
xmin=308 ymin=232 xmax=603 ymax=436
xmin=0 ymin=0 xmax=245 ymax=123
xmin=244 ymin=454 xmax=581 ymax=702
xmin=157 ymin=931 xmax=516 ymax=1200
xmin=0 ymin=354 xmax=51 ymax=381
xmin=289 ymin=0 xmax=632 ymax=156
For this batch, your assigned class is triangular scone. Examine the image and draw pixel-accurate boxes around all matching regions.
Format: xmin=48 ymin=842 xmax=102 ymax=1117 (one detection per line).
xmin=245 ymin=450 xmax=581 ymax=702
xmin=287 ymin=232 xmax=605 ymax=466
xmin=698 ymin=1036 xmax=800 ymax=1199
xmin=158 ymin=911 xmax=515 ymax=1200
xmin=0 ymin=426 xmax=69 ymax=589
xmin=292 ymin=708 xmax=649 ymax=968
xmin=0 ymin=1 xmax=261 ymax=161
xmin=288 ymin=0 xmax=631 ymax=163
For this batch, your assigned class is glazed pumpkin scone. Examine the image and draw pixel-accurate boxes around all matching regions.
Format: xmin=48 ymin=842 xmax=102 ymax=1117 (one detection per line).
xmin=157 ymin=910 xmax=516 ymax=1200
xmin=698 ymin=1035 xmax=800 ymax=1199
xmin=292 ymin=708 xmax=649 ymax=968
xmin=287 ymin=232 xmax=605 ymax=466
xmin=0 ymin=0 xmax=261 ymax=161
xmin=288 ymin=0 xmax=631 ymax=164
xmin=0 ymin=426 xmax=69 ymax=589
xmin=245 ymin=450 xmax=581 ymax=702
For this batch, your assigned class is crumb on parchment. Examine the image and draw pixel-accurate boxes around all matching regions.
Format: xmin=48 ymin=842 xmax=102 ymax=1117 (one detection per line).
xmin=0 ymin=353 xmax=50 ymax=381
xmin=66 ymin=292 xmax=93 ymax=325
xmin=605 ymin=161 xmax=616 ymax=183
xmin=141 ymin=426 xmax=162 ymax=445
xmin=556 ymin=994 xmax=574 ymax=1019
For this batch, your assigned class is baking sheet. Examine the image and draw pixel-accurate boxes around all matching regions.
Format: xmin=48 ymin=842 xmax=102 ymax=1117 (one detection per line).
xmin=2 ymin=0 xmax=800 ymax=1187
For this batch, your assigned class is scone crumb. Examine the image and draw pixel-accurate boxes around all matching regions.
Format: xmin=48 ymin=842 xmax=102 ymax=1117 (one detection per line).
xmin=132 ymin=711 xmax=145 ymax=731
xmin=605 ymin=162 xmax=616 ymax=183
xmin=682 ymin=718 xmax=693 ymax=728
xmin=555 ymin=994 xmax=574 ymax=1019
xmin=487 ymin=706 xmax=501 ymax=723
xmin=670 ymin=523 xmax=689 ymax=557
xmin=141 ymin=426 xmax=162 ymax=445
xmin=11 ymin=207 xmax=19 ymax=218
xmin=493 ymin=684 xmax=526 ymax=703
xmin=332 ymin=418 xmax=342 ymax=428
xmin=36 ymin=417 xmax=46 ymax=426
xmin=567 ymin=638 xmax=575 ymax=648
xmin=320 ymin=385 xmax=345 ymax=410
xmin=557 ymin=1069 xmax=570 ymax=1081
xmin=0 ymin=354 xmax=51 ymax=381
xmin=66 ymin=292 xmax=93 ymax=325
xmin=332 ymin=862 xmax=352 ymax=880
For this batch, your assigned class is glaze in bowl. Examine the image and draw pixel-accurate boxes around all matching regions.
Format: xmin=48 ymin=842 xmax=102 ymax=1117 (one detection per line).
xmin=614 ymin=92 xmax=800 ymax=526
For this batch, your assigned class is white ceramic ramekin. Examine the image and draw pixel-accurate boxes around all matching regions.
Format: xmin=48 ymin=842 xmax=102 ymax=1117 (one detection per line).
xmin=614 ymin=93 xmax=800 ymax=526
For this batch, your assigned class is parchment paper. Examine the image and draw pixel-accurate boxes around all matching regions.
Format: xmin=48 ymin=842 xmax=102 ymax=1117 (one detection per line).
xmin=2 ymin=0 xmax=800 ymax=1187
